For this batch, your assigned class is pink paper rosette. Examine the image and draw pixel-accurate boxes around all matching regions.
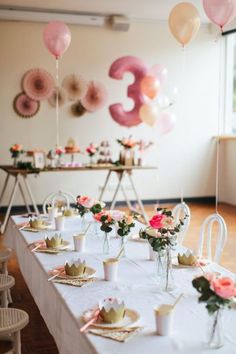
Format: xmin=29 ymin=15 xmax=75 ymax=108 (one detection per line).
xmin=13 ymin=93 xmax=40 ymax=118
xmin=81 ymin=81 xmax=108 ymax=112
xmin=62 ymin=74 xmax=88 ymax=101
xmin=48 ymin=87 xmax=67 ymax=107
xmin=22 ymin=68 xmax=54 ymax=101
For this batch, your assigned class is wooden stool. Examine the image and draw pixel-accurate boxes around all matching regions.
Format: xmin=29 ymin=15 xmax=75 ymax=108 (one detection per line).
xmin=0 ymin=249 xmax=13 ymax=304
xmin=0 ymin=275 xmax=15 ymax=308
xmin=0 ymin=308 xmax=29 ymax=354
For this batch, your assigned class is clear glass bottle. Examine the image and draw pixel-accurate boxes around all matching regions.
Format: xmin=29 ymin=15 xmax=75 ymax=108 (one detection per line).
xmin=103 ymin=232 xmax=110 ymax=254
xmin=155 ymin=247 xmax=174 ymax=292
xmin=206 ymin=309 xmax=224 ymax=349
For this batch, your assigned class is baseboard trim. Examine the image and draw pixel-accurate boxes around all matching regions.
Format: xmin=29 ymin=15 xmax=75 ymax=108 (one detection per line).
xmin=0 ymin=196 xmax=215 ymax=214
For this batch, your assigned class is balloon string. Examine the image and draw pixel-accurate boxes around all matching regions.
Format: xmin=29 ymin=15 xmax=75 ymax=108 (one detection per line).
xmin=180 ymin=45 xmax=186 ymax=203
xmin=56 ymin=58 xmax=59 ymax=147
xmin=215 ymin=37 xmax=223 ymax=213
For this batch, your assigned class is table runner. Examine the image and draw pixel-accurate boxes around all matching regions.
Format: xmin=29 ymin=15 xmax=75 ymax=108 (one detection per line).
xmin=5 ymin=215 xmax=236 ymax=354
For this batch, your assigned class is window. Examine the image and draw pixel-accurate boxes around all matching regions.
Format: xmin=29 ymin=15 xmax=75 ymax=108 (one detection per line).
xmin=225 ymin=34 xmax=236 ymax=133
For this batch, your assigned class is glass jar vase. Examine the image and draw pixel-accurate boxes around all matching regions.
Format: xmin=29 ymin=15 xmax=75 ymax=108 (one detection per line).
xmin=155 ymin=247 xmax=174 ymax=292
xmin=206 ymin=309 xmax=224 ymax=349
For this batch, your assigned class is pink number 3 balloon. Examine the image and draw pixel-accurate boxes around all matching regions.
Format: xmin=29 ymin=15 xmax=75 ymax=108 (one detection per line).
xmin=109 ymin=56 xmax=148 ymax=127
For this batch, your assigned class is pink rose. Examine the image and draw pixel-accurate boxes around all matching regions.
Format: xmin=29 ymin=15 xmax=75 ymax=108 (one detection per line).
xmin=149 ymin=214 xmax=166 ymax=229
xmin=211 ymin=277 xmax=236 ymax=299
xmin=78 ymin=196 xmax=95 ymax=209
xmin=94 ymin=211 xmax=106 ymax=222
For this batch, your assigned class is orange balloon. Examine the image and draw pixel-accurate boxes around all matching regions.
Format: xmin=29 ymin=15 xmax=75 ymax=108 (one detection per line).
xmin=140 ymin=76 xmax=160 ymax=99
xmin=168 ymin=2 xmax=200 ymax=46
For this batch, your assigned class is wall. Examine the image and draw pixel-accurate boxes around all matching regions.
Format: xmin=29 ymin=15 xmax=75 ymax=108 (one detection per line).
xmin=0 ymin=20 xmax=219 ymax=206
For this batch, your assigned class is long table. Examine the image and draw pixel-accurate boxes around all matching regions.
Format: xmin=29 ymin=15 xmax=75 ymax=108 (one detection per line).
xmin=5 ymin=215 xmax=236 ymax=354
xmin=0 ymin=165 xmax=157 ymax=233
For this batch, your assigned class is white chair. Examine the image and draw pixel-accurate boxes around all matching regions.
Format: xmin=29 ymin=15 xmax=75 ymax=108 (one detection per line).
xmin=0 ymin=275 xmax=15 ymax=308
xmin=197 ymin=213 xmax=227 ymax=263
xmin=172 ymin=202 xmax=191 ymax=245
xmin=0 ymin=248 xmax=13 ymax=304
xmin=42 ymin=190 xmax=76 ymax=214
xmin=0 ymin=308 xmax=29 ymax=354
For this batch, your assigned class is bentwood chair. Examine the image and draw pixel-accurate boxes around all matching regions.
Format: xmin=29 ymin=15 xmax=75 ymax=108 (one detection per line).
xmin=172 ymin=202 xmax=191 ymax=245
xmin=0 ymin=275 xmax=15 ymax=308
xmin=0 ymin=249 xmax=13 ymax=304
xmin=42 ymin=190 xmax=76 ymax=214
xmin=197 ymin=213 xmax=227 ymax=263
xmin=0 ymin=308 xmax=29 ymax=354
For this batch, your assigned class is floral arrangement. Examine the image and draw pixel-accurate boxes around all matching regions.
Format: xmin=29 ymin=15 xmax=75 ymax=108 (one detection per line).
xmin=117 ymin=136 xmax=138 ymax=149
xmin=86 ymin=143 xmax=99 ymax=157
xmin=55 ymin=147 xmax=65 ymax=156
xmin=192 ymin=273 xmax=236 ymax=314
xmin=117 ymin=214 xmax=135 ymax=237
xmin=139 ymin=208 xmax=184 ymax=252
xmin=76 ymin=195 xmax=103 ymax=216
xmin=94 ymin=211 xmax=116 ymax=233
xmin=10 ymin=144 xmax=24 ymax=158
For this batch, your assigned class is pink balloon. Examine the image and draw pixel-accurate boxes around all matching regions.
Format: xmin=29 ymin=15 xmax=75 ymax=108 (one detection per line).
xmin=203 ymin=0 xmax=236 ymax=30
xmin=109 ymin=56 xmax=148 ymax=127
xmin=158 ymin=112 xmax=176 ymax=134
xmin=149 ymin=64 xmax=168 ymax=85
xmin=43 ymin=21 xmax=71 ymax=59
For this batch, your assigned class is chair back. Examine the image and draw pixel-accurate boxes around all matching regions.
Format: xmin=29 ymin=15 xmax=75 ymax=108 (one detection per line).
xmin=198 ymin=213 xmax=227 ymax=263
xmin=172 ymin=202 xmax=191 ymax=245
xmin=43 ymin=190 xmax=76 ymax=214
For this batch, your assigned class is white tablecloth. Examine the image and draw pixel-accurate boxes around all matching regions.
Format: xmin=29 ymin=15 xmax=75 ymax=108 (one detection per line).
xmin=5 ymin=215 xmax=236 ymax=354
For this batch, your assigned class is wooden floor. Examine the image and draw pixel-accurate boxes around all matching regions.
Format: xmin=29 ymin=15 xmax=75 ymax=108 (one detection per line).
xmin=0 ymin=202 xmax=236 ymax=353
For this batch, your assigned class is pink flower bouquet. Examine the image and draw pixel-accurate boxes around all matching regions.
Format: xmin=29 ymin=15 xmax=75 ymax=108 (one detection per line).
xmin=139 ymin=208 xmax=185 ymax=252
xmin=10 ymin=144 xmax=24 ymax=158
xmin=192 ymin=273 xmax=236 ymax=314
xmin=76 ymin=195 xmax=104 ymax=216
xmin=55 ymin=147 xmax=65 ymax=156
xmin=117 ymin=136 xmax=138 ymax=149
xmin=86 ymin=143 xmax=99 ymax=157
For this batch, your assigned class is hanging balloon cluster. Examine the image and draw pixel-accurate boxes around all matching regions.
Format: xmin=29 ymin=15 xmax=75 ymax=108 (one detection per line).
xmin=43 ymin=21 xmax=71 ymax=146
xmin=109 ymin=55 xmax=177 ymax=134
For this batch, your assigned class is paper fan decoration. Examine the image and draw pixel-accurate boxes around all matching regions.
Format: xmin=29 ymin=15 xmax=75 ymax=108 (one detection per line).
xmin=81 ymin=81 xmax=108 ymax=112
xmin=62 ymin=74 xmax=88 ymax=101
xmin=13 ymin=93 xmax=40 ymax=118
xmin=71 ymin=101 xmax=87 ymax=117
xmin=48 ymin=87 xmax=67 ymax=107
xmin=22 ymin=68 xmax=54 ymax=101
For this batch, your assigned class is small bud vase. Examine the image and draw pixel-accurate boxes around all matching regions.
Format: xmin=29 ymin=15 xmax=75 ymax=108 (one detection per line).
xmin=119 ymin=237 xmax=126 ymax=257
xmin=103 ymin=232 xmax=110 ymax=254
xmin=155 ymin=247 xmax=174 ymax=292
xmin=206 ymin=309 xmax=224 ymax=349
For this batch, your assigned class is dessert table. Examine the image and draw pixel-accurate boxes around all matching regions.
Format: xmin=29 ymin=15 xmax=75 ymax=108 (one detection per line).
xmin=4 ymin=215 xmax=236 ymax=354
xmin=0 ymin=165 xmax=157 ymax=233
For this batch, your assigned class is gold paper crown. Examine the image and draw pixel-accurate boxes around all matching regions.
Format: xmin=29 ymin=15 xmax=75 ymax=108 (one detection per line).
xmin=64 ymin=259 xmax=86 ymax=276
xmin=30 ymin=218 xmax=44 ymax=228
xmin=99 ymin=298 xmax=125 ymax=324
xmin=45 ymin=234 xmax=63 ymax=248
xmin=178 ymin=250 xmax=197 ymax=266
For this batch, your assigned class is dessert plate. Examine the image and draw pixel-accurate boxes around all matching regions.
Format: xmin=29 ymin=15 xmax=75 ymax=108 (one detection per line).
xmin=82 ymin=309 xmax=140 ymax=329
xmin=172 ymin=258 xmax=210 ymax=269
xmin=32 ymin=240 xmax=70 ymax=251
xmin=50 ymin=266 xmax=96 ymax=279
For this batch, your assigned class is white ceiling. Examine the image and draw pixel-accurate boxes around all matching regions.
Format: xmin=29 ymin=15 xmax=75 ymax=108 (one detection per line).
xmin=0 ymin=0 xmax=209 ymax=22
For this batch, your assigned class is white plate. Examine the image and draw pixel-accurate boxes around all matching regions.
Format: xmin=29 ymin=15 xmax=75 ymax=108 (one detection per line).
xmin=51 ymin=266 xmax=96 ymax=279
xmin=39 ymin=240 xmax=70 ymax=251
xmin=172 ymin=258 xmax=210 ymax=269
xmin=83 ymin=308 xmax=140 ymax=329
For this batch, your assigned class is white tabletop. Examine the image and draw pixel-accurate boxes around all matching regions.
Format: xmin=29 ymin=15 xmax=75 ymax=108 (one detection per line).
xmin=5 ymin=215 xmax=236 ymax=354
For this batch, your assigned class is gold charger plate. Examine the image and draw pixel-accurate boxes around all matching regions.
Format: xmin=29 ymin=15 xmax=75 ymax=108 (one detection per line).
xmin=83 ymin=309 xmax=140 ymax=329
